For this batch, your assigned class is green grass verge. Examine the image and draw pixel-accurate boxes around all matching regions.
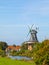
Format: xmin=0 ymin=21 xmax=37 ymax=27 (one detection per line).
xmin=0 ymin=57 xmax=35 ymax=65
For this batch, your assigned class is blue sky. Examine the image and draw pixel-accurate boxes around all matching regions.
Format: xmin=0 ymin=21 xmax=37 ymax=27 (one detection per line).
xmin=0 ymin=0 xmax=49 ymax=45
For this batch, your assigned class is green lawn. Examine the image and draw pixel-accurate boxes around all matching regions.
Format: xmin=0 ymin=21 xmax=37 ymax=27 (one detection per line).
xmin=0 ymin=57 xmax=35 ymax=65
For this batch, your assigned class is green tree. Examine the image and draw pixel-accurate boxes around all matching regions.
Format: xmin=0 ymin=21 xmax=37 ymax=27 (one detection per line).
xmin=13 ymin=44 xmax=16 ymax=47
xmin=33 ymin=39 xmax=49 ymax=65
xmin=0 ymin=41 xmax=8 ymax=50
xmin=21 ymin=42 xmax=28 ymax=50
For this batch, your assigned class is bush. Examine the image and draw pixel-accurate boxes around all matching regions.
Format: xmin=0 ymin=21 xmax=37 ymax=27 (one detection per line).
xmin=0 ymin=49 xmax=6 ymax=57
xmin=33 ymin=40 xmax=49 ymax=65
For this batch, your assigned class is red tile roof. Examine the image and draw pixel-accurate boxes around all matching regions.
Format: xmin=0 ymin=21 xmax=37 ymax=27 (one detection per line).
xmin=6 ymin=46 xmax=21 ymax=51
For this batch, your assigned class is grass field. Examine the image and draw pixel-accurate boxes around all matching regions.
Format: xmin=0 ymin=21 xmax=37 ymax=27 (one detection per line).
xmin=0 ymin=57 xmax=35 ymax=65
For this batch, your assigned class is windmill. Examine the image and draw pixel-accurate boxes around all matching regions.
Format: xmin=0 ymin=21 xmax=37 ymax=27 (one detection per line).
xmin=27 ymin=24 xmax=38 ymax=43
xmin=24 ymin=24 xmax=39 ymax=50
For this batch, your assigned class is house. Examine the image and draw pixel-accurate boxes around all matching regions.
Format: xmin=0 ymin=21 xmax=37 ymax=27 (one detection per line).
xmin=6 ymin=45 xmax=21 ymax=55
xmin=6 ymin=45 xmax=21 ymax=51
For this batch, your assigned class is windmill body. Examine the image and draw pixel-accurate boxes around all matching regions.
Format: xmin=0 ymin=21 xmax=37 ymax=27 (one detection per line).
xmin=28 ymin=29 xmax=38 ymax=43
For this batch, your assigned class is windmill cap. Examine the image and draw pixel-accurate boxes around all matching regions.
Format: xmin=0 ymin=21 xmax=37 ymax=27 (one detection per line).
xmin=31 ymin=30 xmax=37 ymax=33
